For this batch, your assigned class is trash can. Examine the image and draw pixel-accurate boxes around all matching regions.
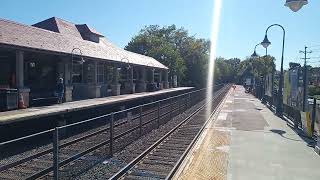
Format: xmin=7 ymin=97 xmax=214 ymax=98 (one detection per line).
xmin=0 ymin=88 xmax=18 ymax=111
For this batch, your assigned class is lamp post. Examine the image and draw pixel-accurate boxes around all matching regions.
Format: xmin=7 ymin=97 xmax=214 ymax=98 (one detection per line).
xmin=121 ymin=57 xmax=135 ymax=93
xmin=285 ymin=0 xmax=308 ymax=12
xmin=71 ymin=48 xmax=85 ymax=84
xmin=251 ymin=43 xmax=267 ymax=99
xmin=120 ymin=57 xmax=131 ymax=81
xmin=261 ymin=24 xmax=286 ymax=116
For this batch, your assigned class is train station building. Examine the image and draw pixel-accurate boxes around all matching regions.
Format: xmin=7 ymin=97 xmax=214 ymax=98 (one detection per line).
xmin=0 ymin=17 xmax=171 ymax=108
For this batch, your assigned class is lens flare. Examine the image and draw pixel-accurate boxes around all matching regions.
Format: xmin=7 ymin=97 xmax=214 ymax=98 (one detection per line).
xmin=206 ymin=0 xmax=222 ymax=117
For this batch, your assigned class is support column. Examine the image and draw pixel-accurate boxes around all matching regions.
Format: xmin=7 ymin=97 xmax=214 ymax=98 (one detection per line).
xmin=63 ymin=58 xmax=73 ymax=102
xmin=148 ymin=68 xmax=157 ymax=92
xmin=88 ymin=61 xmax=101 ymax=98
xmin=151 ymin=69 xmax=155 ymax=83
xmin=163 ymin=69 xmax=169 ymax=89
xmin=130 ymin=67 xmax=134 ymax=85
xmin=141 ymin=67 xmax=146 ymax=81
xmin=158 ymin=70 xmax=163 ymax=89
xmin=173 ymin=75 xmax=178 ymax=88
xmin=136 ymin=67 xmax=146 ymax=92
xmin=16 ymin=50 xmax=30 ymax=107
xmin=124 ymin=67 xmax=135 ymax=94
xmin=94 ymin=61 xmax=98 ymax=84
xmin=111 ymin=66 xmax=121 ymax=96
xmin=136 ymin=68 xmax=140 ymax=80
xmin=16 ymin=51 xmax=24 ymax=88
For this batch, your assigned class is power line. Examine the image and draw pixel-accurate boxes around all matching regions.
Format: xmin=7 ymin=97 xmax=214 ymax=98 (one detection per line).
xmin=307 ymin=60 xmax=320 ymax=63
xmin=308 ymin=44 xmax=320 ymax=48
xmin=310 ymin=48 xmax=320 ymax=52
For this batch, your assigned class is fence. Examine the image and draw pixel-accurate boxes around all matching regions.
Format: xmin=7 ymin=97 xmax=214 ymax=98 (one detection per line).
xmin=263 ymin=94 xmax=319 ymax=138
xmin=0 ymin=84 xmax=224 ymax=179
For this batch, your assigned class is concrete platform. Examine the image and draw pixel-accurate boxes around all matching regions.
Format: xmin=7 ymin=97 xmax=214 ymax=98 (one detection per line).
xmin=174 ymin=86 xmax=320 ymax=180
xmin=0 ymin=87 xmax=192 ymax=125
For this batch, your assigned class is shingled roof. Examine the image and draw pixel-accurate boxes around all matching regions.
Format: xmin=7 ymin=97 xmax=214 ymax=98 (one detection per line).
xmin=0 ymin=17 xmax=168 ymax=69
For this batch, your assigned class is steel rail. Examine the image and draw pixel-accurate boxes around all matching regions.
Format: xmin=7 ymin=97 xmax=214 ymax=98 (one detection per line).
xmin=0 ymin=100 xmax=177 ymax=172
xmin=108 ymin=85 xmax=229 ymax=179
xmin=166 ymin=86 xmax=230 ymax=179
xmin=26 ymin=99 xmax=183 ymax=179
xmin=0 ymin=86 xmax=219 ymax=179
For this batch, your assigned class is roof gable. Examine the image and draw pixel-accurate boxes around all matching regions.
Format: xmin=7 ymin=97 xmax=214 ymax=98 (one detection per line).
xmin=76 ymin=24 xmax=104 ymax=37
xmin=33 ymin=17 xmax=82 ymax=39
xmin=55 ymin=18 xmax=82 ymax=38
xmin=32 ymin=17 xmax=59 ymax=33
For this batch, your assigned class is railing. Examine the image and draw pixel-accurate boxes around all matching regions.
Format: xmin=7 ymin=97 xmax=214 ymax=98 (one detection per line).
xmin=0 ymin=84 xmax=224 ymax=180
xmin=262 ymin=94 xmax=317 ymax=138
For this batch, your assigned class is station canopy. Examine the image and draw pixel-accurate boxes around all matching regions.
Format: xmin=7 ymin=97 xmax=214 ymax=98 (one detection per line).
xmin=0 ymin=17 xmax=168 ymax=69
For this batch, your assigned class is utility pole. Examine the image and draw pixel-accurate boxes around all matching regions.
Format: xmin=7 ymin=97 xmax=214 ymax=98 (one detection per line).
xmin=300 ymin=46 xmax=312 ymax=111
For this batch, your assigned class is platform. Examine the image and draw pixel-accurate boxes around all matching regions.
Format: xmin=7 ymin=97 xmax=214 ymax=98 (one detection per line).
xmin=174 ymin=86 xmax=320 ymax=180
xmin=0 ymin=87 xmax=193 ymax=125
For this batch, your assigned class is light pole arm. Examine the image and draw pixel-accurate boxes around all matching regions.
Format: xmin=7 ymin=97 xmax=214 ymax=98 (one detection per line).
xmin=254 ymin=43 xmax=260 ymax=52
xmin=265 ymin=24 xmax=285 ymax=71
xmin=265 ymin=24 xmax=286 ymax=116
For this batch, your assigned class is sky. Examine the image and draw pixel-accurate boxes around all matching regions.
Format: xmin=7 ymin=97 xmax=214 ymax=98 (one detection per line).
xmin=0 ymin=0 xmax=319 ymax=70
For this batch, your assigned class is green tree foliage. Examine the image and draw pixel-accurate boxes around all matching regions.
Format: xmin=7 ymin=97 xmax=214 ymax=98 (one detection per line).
xmin=237 ymin=55 xmax=276 ymax=81
xmin=214 ymin=57 xmax=240 ymax=83
xmin=125 ymin=24 xmax=276 ymax=87
xmin=125 ymin=25 xmax=209 ymax=88
xmin=289 ymin=62 xmax=301 ymax=69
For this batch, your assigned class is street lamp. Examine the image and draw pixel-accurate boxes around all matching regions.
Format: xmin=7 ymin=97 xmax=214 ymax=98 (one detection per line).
xmin=71 ymin=48 xmax=85 ymax=84
xmin=285 ymin=0 xmax=308 ymax=12
xmin=251 ymin=43 xmax=266 ymax=58
xmin=251 ymin=43 xmax=267 ymax=99
xmin=261 ymin=24 xmax=286 ymax=116
xmin=120 ymin=57 xmax=132 ymax=80
xmin=251 ymin=50 xmax=258 ymax=59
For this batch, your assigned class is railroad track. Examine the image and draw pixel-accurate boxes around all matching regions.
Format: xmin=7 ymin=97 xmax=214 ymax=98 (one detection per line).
xmin=0 ymin=88 xmax=205 ymax=180
xmin=109 ymin=85 xmax=230 ymax=180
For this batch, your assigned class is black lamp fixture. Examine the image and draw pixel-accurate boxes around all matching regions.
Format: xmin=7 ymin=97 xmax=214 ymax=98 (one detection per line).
xmin=261 ymin=24 xmax=286 ymax=116
xmin=285 ymin=0 xmax=308 ymax=12
xmin=261 ymin=35 xmax=271 ymax=49
xmin=251 ymin=50 xmax=258 ymax=58
xmin=251 ymin=43 xmax=264 ymax=58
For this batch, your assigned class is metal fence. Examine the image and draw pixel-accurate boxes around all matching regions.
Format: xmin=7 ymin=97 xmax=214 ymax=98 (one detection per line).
xmin=0 ymin=85 xmax=223 ymax=179
xmin=263 ymin=94 xmax=319 ymax=139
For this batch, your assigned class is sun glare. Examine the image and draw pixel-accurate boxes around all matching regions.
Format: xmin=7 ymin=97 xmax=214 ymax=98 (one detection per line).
xmin=206 ymin=0 xmax=222 ymax=118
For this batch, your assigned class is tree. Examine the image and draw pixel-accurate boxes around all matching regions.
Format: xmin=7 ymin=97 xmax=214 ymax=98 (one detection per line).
xmin=289 ymin=62 xmax=301 ymax=69
xmin=237 ymin=55 xmax=276 ymax=82
xmin=214 ymin=57 xmax=241 ymax=84
xmin=125 ymin=25 xmax=210 ymax=88
xmin=125 ymin=25 xmax=274 ymax=87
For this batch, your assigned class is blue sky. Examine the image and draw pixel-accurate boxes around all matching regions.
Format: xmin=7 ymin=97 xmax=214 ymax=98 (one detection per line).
xmin=0 ymin=0 xmax=319 ymax=69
